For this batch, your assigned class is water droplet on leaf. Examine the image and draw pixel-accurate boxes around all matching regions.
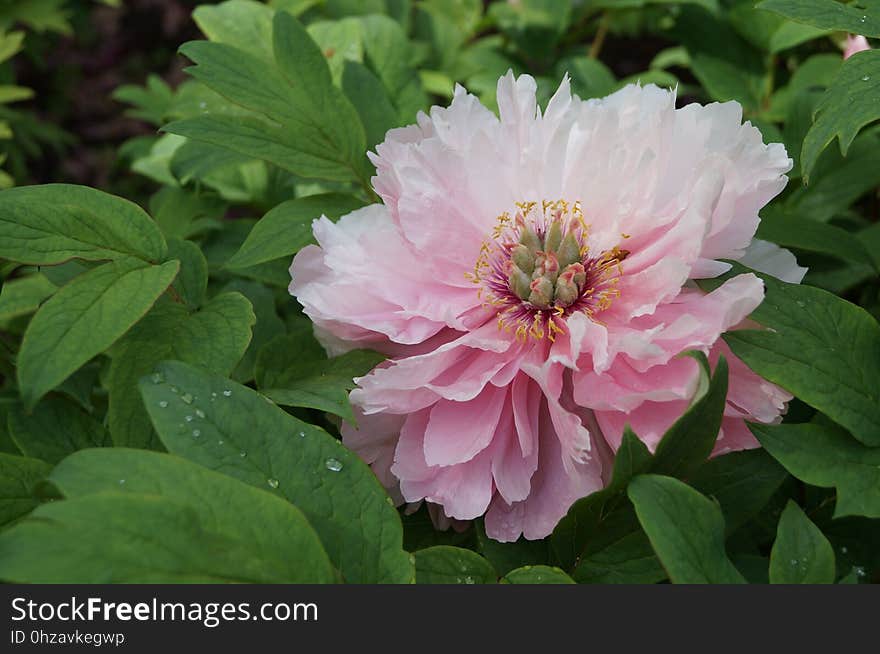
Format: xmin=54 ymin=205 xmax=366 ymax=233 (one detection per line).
xmin=158 ymin=400 xmax=168 ymax=408
xmin=267 ymin=478 xmax=280 ymax=489
xmin=195 ymin=409 xmax=206 ymax=419
xmin=325 ymin=458 xmax=343 ymax=472
xmin=192 ymin=429 xmax=201 ymax=438
xmin=181 ymin=392 xmax=193 ymax=404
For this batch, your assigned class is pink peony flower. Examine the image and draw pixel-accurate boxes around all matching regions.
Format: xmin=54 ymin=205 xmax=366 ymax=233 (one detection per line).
xmin=843 ymin=34 xmax=871 ymax=59
xmin=290 ymin=73 xmax=804 ymax=542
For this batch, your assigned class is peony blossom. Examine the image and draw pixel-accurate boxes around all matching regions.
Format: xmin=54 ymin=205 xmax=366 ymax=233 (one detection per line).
xmin=290 ymin=73 xmax=805 ymax=542
xmin=843 ymin=34 xmax=871 ymax=59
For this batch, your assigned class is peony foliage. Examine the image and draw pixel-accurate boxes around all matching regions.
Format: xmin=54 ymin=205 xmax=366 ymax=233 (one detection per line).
xmin=0 ymin=0 xmax=879 ymax=584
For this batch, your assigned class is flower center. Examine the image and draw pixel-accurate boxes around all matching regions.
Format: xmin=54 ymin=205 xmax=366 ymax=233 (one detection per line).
xmin=469 ymin=200 xmax=628 ymax=341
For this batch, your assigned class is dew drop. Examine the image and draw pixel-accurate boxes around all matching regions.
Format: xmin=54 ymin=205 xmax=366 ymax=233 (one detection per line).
xmin=239 ymin=451 xmax=247 ymax=458
xmin=170 ymin=386 xmax=179 ymax=394
xmin=185 ymin=415 xmax=194 ymax=422
xmin=267 ymin=478 xmax=280 ymax=489
xmin=860 ymin=15 xmax=867 ymax=22
xmin=151 ymin=372 xmax=164 ymax=384
xmin=217 ymin=439 xmax=224 ymax=445
xmin=796 ymin=300 xmax=806 ymax=308
xmin=790 ymin=559 xmax=799 ymax=566
xmin=118 ymin=479 xmax=126 ymax=485
xmin=158 ymin=400 xmax=168 ymax=408
xmin=199 ymin=101 xmax=207 ymax=109
xmin=854 ymin=566 xmax=866 ymax=577
xmin=841 ymin=546 xmax=849 ymax=554
xmin=464 ymin=576 xmax=475 ymax=585
xmin=210 ymin=392 xmax=218 ymax=402
xmin=195 ymin=409 xmax=206 ymax=419
xmin=325 ymin=457 xmax=343 ymax=472
xmin=222 ymin=389 xmax=232 ymax=397
xmin=298 ymin=431 xmax=306 ymax=438
xmin=863 ymin=75 xmax=871 ymax=82
xmin=181 ymin=392 xmax=194 ymax=405
xmin=192 ymin=429 xmax=201 ymax=438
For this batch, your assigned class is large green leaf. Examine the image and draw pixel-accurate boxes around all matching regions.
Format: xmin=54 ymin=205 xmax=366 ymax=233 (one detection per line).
xmin=750 ymin=421 xmax=880 ymax=519
xmin=256 ymin=330 xmax=384 ymax=423
xmin=0 ymin=448 xmax=335 ymax=583
xmin=769 ymin=500 xmax=836 ymax=584
xmin=628 ymin=475 xmax=746 ymax=584
xmin=17 ymin=257 xmax=180 ymax=409
xmin=414 ymin=546 xmax=497 ymax=584
xmin=226 ymin=193 xmax=365 ymax=270
xmin=720 ymin=270 xmax=880 ymax=446
xmin=800 ymin=50 xmax=880 ymax=181
xmin=8 ymin=395 xmax=109 ymax=464
xmin=107 ymin=293 xmax=255 ymax=449
xmin=757 ymin=0 xmax=880 ymax=37
xmin=502 ymin=565 xmax=575 ymax=584
xmin=0 ymin=453 xmax=51 ymax=528
xmin=192 ymin=0 xmax=274 ymax=60
xmin=0 ymin=184 xmax=167 ymax=265
xmin=166 ymin=12 xmax=368 ymax=185
xmin=139 ymin=360 xmax=413 ymax=583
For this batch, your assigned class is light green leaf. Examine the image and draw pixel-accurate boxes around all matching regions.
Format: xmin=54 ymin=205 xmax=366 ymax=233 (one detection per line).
xmin=18 ymin=258 xmax=180 ymax=409
xmin=628 ymin=474 xmax=746 ymax=584
xmin=414 ymin=546 xmax=497 ymax=584
xmin=139 ymin=360 xmax=413 ymax=584
xmin=107 ymin=293 xmax=255 ymax=449
xmin=756 ymin=210 xmax=876 ymax=269
xmin=0 ymin=184 xmax=167 ymax=265
xmin=502 ymin=565 xmax=575 ymax=584
xmin=750 ymin=421 xmax=880 ymax=519
xmin=0 ymin=453 xmax=51 ymax=528
xmin=769 ymin=501 xmax=836 ymax=584
xmin=0 ymin=448 xmax=335 ymax=583
xmin=226 ymin=193 xmax=365 ymax=270
xmin=167 ymin=12 xmax=368 ymax=185
xmin=342 ymin=60 xmax=400 ymax=150
xmin=192 ymin=0 xmax=274 ymax=60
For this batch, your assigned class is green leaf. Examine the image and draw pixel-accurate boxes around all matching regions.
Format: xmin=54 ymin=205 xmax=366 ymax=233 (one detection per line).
xmin=651 ymin=353 xmax=728 ymax=478
xmin=8 ymin=395 xmax=109 ymax=464
xmin=166 ymin=238 xmax=208 ymax=309
xmin=0 ymin=184 xmax=167 ymax=265
xmin=0 ymin=453 xmax=51 ymax=528
xmin=553 ymin=430 xmax=665 ymax=583
xmin=221 ymin=279 xmax=285 ymax=383
xmin=757 ymin=209 xmax=876 ymax=269
xmin=750 ymin=421 xmax=880 ymax=519
xmin=0 ymin=273 xmax=56 ymax=321
xmin=629 ymin=475 xmax=746 ymax=584
xmin=139 ymin=360 xmax=413 ymax=584
xmin=672 ymin=6 xmax=766 ymax=111
xmin=720 ymin=269 xmax=880 ymax=446
xmin=414 ymin=546 xmax=497 ymax=584
xmin=256 ymin=330 xmax=384 ymax=423
xmin=17 ymin=258 xmax=180 ymax=409
xmin=167 ymin=12 xmax=368 ymax=184
xmin=342 ymin=60 xmax=399 ymax=150
xmin=192 ymin=0 xmax=274 ymax=60
xmin=690 ymin=448 xmax=789 ymax=534
xmin=801 ymin=50 xmax=880 ymax=181
xmin=226 ymin=193 xmax=365 ymax=270
xmin=475 ymin=520 xmax=552 ymax=576
xmin=107 ymin=293 xmax=255 ymax=449
xmin=757 ymin=0 xmax=880 ymax=37
xmin=769 ymin=501 xmax=836 ymax=584
xmin=0 ymin=448 xmax=335 ymax=583
xmin=502 ymin=565 xmax=574 ymax=584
